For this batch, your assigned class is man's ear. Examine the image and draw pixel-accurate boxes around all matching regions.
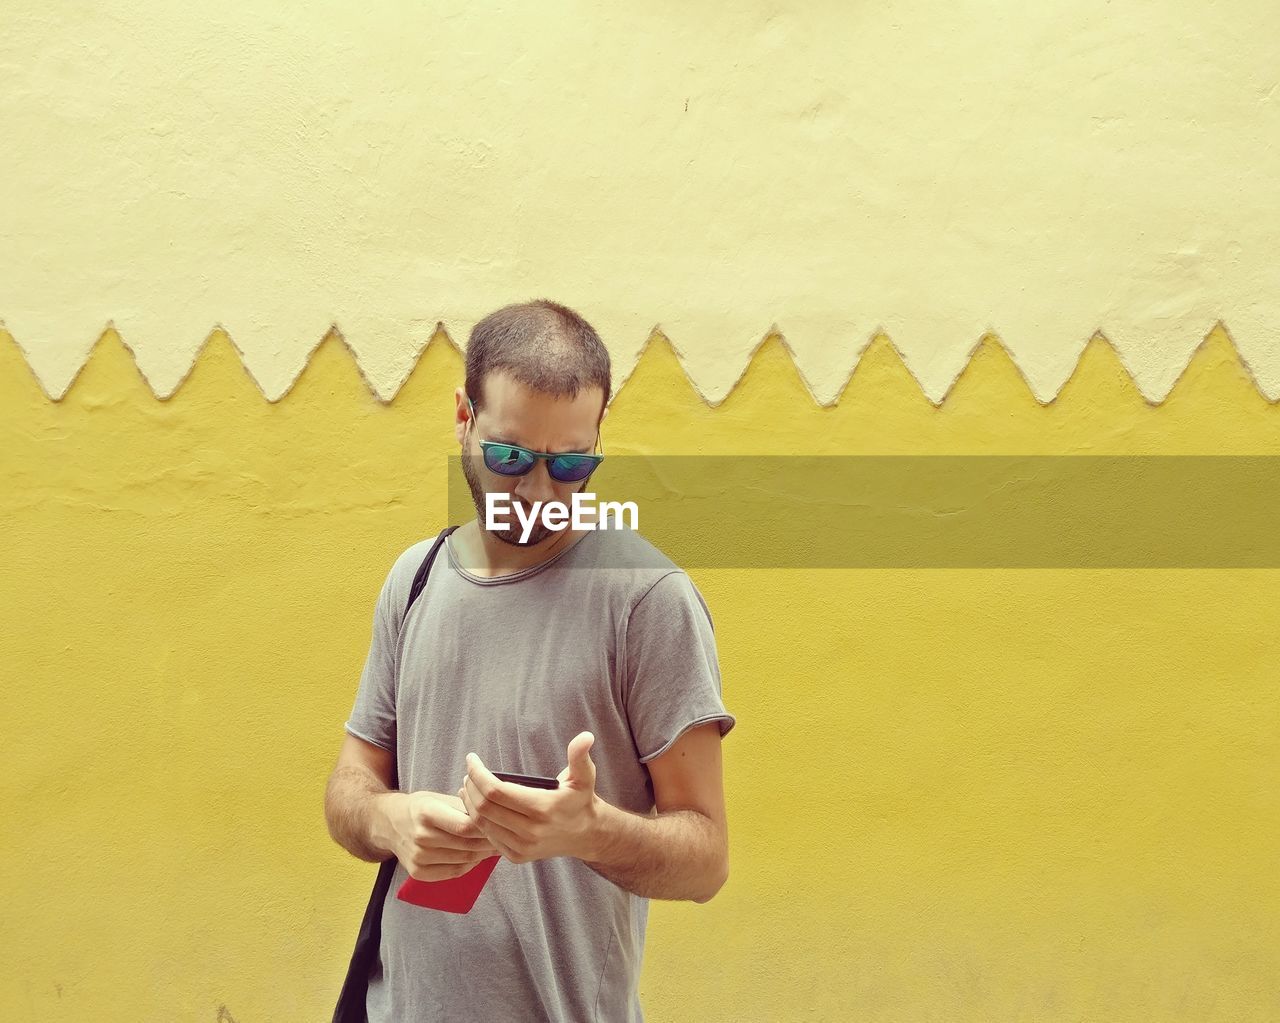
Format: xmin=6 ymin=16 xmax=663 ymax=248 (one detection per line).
xmin=454 ymin=386 xmax=470 ymax=444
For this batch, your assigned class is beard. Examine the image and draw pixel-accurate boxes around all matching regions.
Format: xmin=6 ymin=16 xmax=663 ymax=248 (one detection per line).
xmin=461 ymin=451 xmax=561 ymax=547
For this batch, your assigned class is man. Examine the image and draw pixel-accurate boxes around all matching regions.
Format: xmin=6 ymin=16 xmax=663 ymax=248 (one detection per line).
xmin=324 ymin=298 xmax=736 ymax=1022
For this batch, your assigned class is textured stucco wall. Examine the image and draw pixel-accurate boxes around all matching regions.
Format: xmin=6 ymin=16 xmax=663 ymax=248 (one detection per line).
xmin=3 ymin=2 xmax=1279 ymax=1020
xmin=2 ymin=2 xmax=1279 ymax=404
xmin=1 ymin=327 xmax=1277 ymax=1021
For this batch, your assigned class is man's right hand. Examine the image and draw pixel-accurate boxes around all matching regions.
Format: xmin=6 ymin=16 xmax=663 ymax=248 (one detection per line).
xmin=377 ymin=791 xmax=500 ymax=881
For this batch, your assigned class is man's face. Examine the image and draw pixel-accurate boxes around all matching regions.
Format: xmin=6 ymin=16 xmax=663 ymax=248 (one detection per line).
xmin=457 ymin=371 xmax=605 ymax=547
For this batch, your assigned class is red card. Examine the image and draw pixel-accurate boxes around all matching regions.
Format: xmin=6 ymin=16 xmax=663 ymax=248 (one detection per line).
xmin=395 ymin=855 xmax=501 ymax=914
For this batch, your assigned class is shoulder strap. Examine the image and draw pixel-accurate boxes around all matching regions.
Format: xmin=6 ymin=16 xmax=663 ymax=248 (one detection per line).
xmin=403 ymin=525 xmax=459 ymax=626
xmin=331 ymin=525 xmax=460 ymax=1023
xmin=388 ymin=524 xmax=457 ymax=793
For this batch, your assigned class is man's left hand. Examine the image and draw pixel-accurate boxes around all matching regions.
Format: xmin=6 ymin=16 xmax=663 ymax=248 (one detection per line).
xmin=459 ymin=731 xmax=601 ymax=864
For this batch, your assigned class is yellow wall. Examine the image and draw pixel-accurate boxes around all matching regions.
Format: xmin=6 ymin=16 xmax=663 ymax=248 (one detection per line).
xmin=1 ymin=326 xmax=1276 ymax=1021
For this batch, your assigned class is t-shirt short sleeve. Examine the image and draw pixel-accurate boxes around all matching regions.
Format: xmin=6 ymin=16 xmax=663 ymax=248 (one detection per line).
xmin=344 ymin=564 xmax=400 ymax=753
xmin=622 ymin=571 xmax=736 ymax=764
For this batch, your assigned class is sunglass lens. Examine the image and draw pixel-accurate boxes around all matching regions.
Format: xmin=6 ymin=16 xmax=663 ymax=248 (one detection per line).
xmin=548 ymin=455 xmax=599 ymax=483
xmin=484 ymin=444 xmax=535 ymax=476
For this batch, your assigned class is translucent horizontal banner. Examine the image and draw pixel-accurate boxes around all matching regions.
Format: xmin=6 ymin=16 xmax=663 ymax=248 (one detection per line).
xmin=446 ymin=456 xmax=1280 ymax=568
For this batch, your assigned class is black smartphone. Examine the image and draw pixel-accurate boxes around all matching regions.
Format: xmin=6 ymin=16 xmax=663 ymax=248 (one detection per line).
xmin=493 ymin=770 xmax=560 ymax=790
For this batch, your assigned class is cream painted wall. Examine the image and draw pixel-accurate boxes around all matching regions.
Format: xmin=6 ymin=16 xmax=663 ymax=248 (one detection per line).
xmin=2 ymin=1 xmax=1278 ymax=404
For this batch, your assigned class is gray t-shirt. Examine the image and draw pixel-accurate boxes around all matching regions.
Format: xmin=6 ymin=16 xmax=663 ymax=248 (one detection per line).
xmin=344 ymin=525 xmax=736 ymax=1023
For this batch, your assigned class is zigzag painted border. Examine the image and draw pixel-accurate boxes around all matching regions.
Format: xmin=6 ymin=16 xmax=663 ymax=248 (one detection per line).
xmin=1 ymin=318 xmax=1274 ymax=407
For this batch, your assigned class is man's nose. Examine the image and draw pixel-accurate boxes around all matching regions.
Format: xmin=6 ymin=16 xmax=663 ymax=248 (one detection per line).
xmin=513 ymin=461 xmax=558 ymax=505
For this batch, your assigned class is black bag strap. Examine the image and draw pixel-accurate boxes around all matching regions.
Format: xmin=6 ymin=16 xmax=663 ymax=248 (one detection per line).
xmin=332 ymin=525 xmax=458 ymax=1023
xmin=404 ymin=524 xmax=460 ymax=627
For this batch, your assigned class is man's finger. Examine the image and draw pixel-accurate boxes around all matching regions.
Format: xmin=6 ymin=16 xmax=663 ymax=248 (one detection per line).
xmin=464 ymin=752 xmax=536 ymax=815
xmin=429 ymin=802 xmax=496 ymax=846
xmin=464 ymin=800 xmax=525 ymax=857
xmin=463 ymin=774 xmax=530 ymax=833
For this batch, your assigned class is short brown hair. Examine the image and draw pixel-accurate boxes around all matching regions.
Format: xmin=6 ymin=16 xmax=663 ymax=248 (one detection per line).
xmin=465 ymin=299 xmax=611 ymax=415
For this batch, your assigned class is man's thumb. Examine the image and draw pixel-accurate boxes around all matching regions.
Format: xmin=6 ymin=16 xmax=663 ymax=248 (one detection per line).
xmin=560 ymin=731 xmax=596 ymax=785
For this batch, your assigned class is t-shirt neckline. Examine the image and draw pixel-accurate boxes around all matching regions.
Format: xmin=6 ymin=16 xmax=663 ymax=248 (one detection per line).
xmin=444 ymin=528 xmax=594 ymax=586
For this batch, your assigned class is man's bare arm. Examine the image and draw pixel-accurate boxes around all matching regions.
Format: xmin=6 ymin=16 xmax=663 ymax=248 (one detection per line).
xmin=579 ymin=801 xmax=727 ymax=903
xmin=324 ymin=761 xmax=403 ymax=863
